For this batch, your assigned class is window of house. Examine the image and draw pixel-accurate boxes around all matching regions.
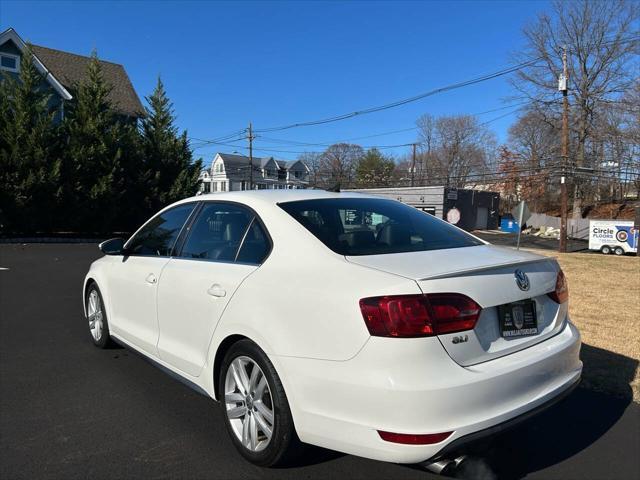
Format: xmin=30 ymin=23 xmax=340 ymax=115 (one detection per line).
xmin=220 ymin=181 xmax=227 ymax=192
xmin=125 ymin=203 xmax=195 ymax=256
xmin=212 ymin=182 xmax=217 ymax=192
xmin=0 ymin=53 xmax=19 ymax=72
xmin=421 ymin=207 xmax=436 ymax=215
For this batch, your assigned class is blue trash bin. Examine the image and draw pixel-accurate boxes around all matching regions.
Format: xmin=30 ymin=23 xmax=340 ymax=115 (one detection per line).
xmin=500 ymin=217 xmax=520 ymax=232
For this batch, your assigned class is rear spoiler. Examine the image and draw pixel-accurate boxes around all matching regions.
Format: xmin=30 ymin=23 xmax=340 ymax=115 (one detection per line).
xmin=418 ymin=257 xmax=554 ymax=281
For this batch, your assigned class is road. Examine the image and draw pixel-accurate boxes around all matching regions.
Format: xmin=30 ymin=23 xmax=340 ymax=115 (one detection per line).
xmin=0 ymin=243 xmax=638 ymax=479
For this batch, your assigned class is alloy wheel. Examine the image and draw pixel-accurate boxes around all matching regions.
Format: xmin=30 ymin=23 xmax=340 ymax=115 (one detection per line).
xmin=224 ymin=356 xmax=275 ymax=452
xmin=87 ymin=290 xmax=103 ymax=342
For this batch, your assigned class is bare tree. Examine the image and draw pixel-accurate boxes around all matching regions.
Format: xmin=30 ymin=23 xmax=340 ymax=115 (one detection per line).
xmin=415 ymin=114 xmax=496 ymax=188
xmin=508 ymin=109 xmax=560 ymax=210
xmin=318 ymin=143 xmax=364 ymax=188
xmin=620 ymin=81 xmax=640 ymax=197
xmin=512 ymin=0 xmax=639 ymax=217
xmin=415 ymin=114 xmax=437 ymax=184
xmin=297 ymin=151 xmax=322 ymax=188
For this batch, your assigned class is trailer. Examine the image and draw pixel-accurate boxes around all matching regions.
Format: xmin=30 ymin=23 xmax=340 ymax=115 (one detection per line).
xmin=588 ymin=220 xmax=638 ymax=255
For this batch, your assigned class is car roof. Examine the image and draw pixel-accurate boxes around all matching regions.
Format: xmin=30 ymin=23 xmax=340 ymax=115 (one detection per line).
xmin=176 ymin=189 xmax=383 ymax=208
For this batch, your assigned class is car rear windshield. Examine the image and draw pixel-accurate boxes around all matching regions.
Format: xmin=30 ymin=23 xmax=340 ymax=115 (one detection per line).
xmin=279 ymin=198 xmax=483 ymax=256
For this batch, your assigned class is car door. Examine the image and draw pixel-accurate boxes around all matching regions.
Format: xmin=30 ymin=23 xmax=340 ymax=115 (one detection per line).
xmin=156 ymin=202 xmax=272 ymax=377
xmin=107 ymin=202 xmax=196 ymax=356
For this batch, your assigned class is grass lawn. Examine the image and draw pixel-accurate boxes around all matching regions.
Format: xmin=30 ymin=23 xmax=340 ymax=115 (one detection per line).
xmin=525 ymin=248 xmax=640 ymax=402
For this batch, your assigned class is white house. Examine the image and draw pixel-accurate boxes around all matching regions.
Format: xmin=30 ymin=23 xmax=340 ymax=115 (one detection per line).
xmin=198 ymin=153 xmax=310 ymax=193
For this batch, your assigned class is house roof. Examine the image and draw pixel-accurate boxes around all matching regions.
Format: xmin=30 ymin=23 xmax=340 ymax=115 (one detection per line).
xmin=30 ymin=45 xmax=144 ymax=117
xmin=217 ymin=153 xmax=278 ymax=169
xmin=0 ymin=28 xmax=144 ymax=118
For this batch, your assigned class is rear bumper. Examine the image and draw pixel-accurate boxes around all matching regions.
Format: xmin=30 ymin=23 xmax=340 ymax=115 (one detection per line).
xmin=276 ymin=320 xmax=582 ymax=464
xmin=430 ymin=373 xmax=580 ymax=461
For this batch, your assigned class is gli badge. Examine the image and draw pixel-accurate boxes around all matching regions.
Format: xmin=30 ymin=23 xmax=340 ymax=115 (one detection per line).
xmin=452 ymin=334 xmax=468 ymax=344
xmin=514 ymin=269 xmax=530 ymax=291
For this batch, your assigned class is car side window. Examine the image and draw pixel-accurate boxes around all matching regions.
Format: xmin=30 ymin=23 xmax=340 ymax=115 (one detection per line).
xmin=179 ymin=203 xmax=253 ymax=262
xmin=236 ymin=220 xmax=270 ymax=264
xmin=126 ymin=203 xmax=195 ymax=257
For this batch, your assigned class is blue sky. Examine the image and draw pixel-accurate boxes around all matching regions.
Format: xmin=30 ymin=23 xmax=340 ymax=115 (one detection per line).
xmin=1 ymin=0 xmax=553 ymax=163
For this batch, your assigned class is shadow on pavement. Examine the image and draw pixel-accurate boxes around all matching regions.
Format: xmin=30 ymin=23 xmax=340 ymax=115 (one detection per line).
xmin=453 ymin=343 xmax=637 ymax=479
xmin=277 ymin=444 xmax=345 ymax=468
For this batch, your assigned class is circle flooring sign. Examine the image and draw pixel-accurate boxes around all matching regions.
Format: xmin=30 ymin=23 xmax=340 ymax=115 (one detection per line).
xmin=447 ymin=207 xmax=461 ymax=225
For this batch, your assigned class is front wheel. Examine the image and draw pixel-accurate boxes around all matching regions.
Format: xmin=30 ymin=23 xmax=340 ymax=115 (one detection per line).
xmin=86 ymin=283 xmax=111 ymax=348
xmin=219 ymin=340 xmax=299 ymax=466
xmin=614 ymin=247 xmax=624 ymax=256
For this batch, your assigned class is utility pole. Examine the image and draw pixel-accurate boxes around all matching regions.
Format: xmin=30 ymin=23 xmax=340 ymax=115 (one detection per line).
xmin=559 ymin=46 xmax=569 ymax=253
xmin=247 ymin=123 xmax=254 ymax=190
xmin=410 ymin=143 xmax=417 ymax=187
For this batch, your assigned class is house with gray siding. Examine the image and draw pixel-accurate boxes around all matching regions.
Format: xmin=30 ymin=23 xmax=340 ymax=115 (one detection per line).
xmin=0 ymin=28 xmax=144 ymax=123
xmin=199 ymin=153 xmax=310 ymax=192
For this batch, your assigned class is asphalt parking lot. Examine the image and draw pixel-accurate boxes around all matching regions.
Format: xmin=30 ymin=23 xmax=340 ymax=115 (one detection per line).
xmin=0 ymin=243 xmax=638 ymax=480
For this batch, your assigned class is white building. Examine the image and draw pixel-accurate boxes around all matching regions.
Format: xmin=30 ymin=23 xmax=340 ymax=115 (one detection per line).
xmin=199 ymin=153 xmax=310 ymax=193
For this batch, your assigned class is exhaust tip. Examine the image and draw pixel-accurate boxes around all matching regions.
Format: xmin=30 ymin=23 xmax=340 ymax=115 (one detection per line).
xmin=421 ymin=458 xmax=457 ymax=475
xmin=421 ymin=455 xmax=469 ymax=476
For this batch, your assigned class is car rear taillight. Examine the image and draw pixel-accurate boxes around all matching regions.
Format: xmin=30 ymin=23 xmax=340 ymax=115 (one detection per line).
xmin=359 ymin=293 xmax=481 ymax=338
xmin=547 ymin=269 xmax=569 ymax=304
xmin=378 ymin=430 xmax=453 ymax=445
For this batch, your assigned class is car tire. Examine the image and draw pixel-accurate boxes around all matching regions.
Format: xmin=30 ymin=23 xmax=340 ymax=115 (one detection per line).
xmin=601 ymin=246 xmax=611 ymax=254
xmin=219 ymin=339 xmax=300 ymax=467
xmin=614 ymin=247 xmax=624 ymax=256
xmin=85 ymin=283 xmax=111 ymax=348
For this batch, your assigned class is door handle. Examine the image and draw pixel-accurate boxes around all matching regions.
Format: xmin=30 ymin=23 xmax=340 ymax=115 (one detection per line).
xmin=207 ymin=284 xmax=226 ymax=298
xmin=145 ymin=273 xmax=157 ymax=285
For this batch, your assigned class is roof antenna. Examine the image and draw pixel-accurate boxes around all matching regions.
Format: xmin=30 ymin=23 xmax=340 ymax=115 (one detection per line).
xmin=326 ymin=182 xmax=341 ymax=193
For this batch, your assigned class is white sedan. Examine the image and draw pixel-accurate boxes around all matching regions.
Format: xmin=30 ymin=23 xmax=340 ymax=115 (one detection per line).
xmin=83 ymin=190 xmax=581 ymax=470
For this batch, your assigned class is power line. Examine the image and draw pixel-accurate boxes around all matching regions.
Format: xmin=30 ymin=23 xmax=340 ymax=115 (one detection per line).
xmin=190 ymin=105 xmax=521 ymax=158
xmin=253 ymin=59 xmax=542 ymax=133
xmin=194 ymin=34 xmax=639 ymax=150
xmin=254 ymin=101 xmax=531 ymax=149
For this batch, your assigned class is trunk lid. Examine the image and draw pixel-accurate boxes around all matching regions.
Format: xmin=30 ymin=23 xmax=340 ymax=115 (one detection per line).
xmin=347 ymin=245 xmax=567 ymax=366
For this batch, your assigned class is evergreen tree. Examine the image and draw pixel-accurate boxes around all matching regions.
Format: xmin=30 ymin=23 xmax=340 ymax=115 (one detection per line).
xmin=355 ymin=148 xmax=395 ymax=187
xmin=61 ymin=51 xmax=136 ymax=233
xmin=0 ymin=45 xmax=61 ymax=233
xmin=140 ymin=77 xmax=202 ymax=213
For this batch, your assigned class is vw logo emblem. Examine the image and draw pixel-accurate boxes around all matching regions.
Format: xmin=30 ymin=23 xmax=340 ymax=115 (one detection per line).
xmin=514 ymin=269 xmax=530 ymax=291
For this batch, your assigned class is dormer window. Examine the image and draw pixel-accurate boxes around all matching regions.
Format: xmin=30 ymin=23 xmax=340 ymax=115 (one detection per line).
xmin=0 ymin=53 xmax=19 ymax=72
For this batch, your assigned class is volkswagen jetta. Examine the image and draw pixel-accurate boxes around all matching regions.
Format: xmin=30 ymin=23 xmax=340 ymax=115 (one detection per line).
xmin=83 ymin=190 xmax=581 ymax=467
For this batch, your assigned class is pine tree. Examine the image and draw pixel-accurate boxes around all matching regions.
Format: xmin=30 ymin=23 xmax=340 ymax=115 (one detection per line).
xmin=140 ymin=77 xmax=202 ymax=213
xmin=355 ymin=148 xmax=395 ymax=187
xmin=61 ymin=50 xmax=134 ymax=233
xmin=0 ymin=45 xmax=61 ymax=233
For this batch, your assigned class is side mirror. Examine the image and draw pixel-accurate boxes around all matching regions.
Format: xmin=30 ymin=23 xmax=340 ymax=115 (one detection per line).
xmin=99 ymin=237 xmax=126 ymax=255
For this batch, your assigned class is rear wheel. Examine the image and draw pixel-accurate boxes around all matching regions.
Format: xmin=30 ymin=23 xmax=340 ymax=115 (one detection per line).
xmin=601 ymin=245 xmax=611 ymax=254
xmin=614 ymin=247 xmax=624 ymax=256
xmin=219 ymin=340 xmax=298 ymax=466
xmin=86 ymin=283 xmax=111 ymax=348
